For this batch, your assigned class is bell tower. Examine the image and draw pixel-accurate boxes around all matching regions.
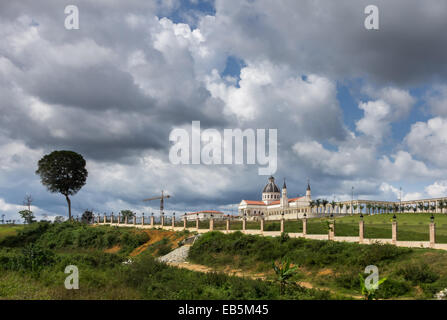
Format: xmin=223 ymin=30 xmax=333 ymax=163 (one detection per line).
xmin=280 ymin=178 xmax=288 ymax=208
xmin=306 ymin=179 xmax=311 ymax=200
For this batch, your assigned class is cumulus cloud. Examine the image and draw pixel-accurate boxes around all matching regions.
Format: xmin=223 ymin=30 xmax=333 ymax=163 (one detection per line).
xmin=0 ymin=1 xmax=447 ymax=218
xmin=356 ymin=88 xmax=415 ymax=143
xmin=405 ymin=117 xmax=447 ymax=168
xmin=425 ymin=181 xmax=447 ymax=198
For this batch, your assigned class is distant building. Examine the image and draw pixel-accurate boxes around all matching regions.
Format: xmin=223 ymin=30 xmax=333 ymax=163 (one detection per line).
xmin=238 ymin=176 xmax=312 ymax=220
xmin=238 ymin=176 xmax=447 ymax=219
xmin=185 ymin=210 xmax=225 ymax=221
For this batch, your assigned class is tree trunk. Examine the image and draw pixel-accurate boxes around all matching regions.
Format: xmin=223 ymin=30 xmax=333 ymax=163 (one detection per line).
xmin=65 ymin=195 xmax=72 ymax=221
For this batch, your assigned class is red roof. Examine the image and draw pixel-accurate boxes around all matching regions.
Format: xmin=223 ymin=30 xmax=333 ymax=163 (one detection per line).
xmin=186 ymin=210 xmax=224 ymax=216
xmin=242 ymin=200 xmax=266 ymax=205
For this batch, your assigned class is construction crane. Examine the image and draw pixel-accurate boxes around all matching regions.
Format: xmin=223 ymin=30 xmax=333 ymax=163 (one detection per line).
xmin=143 ymin=190 xmax=171 ymax=215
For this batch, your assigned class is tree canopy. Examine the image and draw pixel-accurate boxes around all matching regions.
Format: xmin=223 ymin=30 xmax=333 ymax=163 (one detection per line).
xmin=36 ymin=150 xmax=88 ymax=220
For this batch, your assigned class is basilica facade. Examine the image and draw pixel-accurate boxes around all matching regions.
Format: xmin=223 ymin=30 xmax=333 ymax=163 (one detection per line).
xmin=238 ymin=176 xmax=447 ymax=220
xmin=238 ymin=176 xmax=313 ymax=220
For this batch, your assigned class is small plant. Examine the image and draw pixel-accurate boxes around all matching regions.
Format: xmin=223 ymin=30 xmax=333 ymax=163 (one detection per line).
xmin=358 ymin=273 xmax=387 ymax=300
xmin=279 ymin=232 xmax=289 ymax=243
xmin=322 ymin=220 xmax=333 ymax=232
xmin=272 ymin=257 xmax=299 ymax=295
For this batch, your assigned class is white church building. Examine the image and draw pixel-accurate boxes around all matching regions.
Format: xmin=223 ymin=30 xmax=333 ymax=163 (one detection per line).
xmin=238 ymin=176 xmax=314 ymax=220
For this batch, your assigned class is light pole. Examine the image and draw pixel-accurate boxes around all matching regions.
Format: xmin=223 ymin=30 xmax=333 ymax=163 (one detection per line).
xmin=399 ymin=187 xmax=403 ymax=214
xmin=351 ymin=186 xmax=354 ymax=215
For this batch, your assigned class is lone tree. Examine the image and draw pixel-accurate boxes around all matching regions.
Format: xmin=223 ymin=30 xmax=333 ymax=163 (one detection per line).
xmin=81 ymin=210 xmax=94 ymax=224
xmin=36 ymin=151 xmax=88 ymax=221
xmin=120 ymin=210 xmax=136 ymax=219
xmin=19 ymin=209 xmax=35 ymax=224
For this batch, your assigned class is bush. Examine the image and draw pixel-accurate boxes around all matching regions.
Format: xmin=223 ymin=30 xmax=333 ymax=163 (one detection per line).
xmin=375 ymin=278 xmax=411 ymax=299
xmin=124 ymin=252 xmax=330 ymax=300
xmin=397 ymin=263 xmax=439 ymax=285
xmin=1 ymin=222 xmax=149 ymax=254
xmin=0 ymin=244 xmax=56 ymax=274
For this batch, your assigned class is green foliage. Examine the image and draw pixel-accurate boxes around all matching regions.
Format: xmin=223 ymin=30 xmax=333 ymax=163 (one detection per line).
xmin=124 ymin=252 xmax=328 ymax=300
xmin=35 ymin=150 xmax=88 ymax=219
xmin=0 ymin=222 xmax=149 ymax=255
xmin=272 ymin=257 xmax=299 ymax=295
xmin=54 ymin=216 xmax=65 ymax=223
xmin=397 ymin=263 xmax=439 ymax=285
xmin=18 ymin=210 xmax=35 ymax=224
xmin=189 ymin=231 xmax=412 ymax=270
xmin=335 ymin=270 xmax=362 ymax=290
xmin=0 ymin=244 xmax=55 ymax=275
xmin=120 ymin=210 xmax=135 ymax=219
xmin=375 ymin=278 xmax=410 ymax=299
xmin=81 ymin=210 xmax=94 ymax=223
xmin=279 ymin=232 xmax=289 ymax=243
xmin=35 ymin=150 xmax=88 ymax=197
xmin=358 ymin=272 xmax=387 ymax=300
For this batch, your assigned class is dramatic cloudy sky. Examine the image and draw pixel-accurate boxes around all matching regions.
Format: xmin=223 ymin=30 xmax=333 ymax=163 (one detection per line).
xmin=1 ymin=0 xmax=447 ymax=221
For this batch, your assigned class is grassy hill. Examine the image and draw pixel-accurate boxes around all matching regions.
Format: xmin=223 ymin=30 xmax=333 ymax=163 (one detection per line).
xmin=189 ymin=231 xmax=447 ymax=299
xmin=0 ymin=222 xmax=333 ymax=300
xmin=199 ymin=213 xmax=447 ymax=242
xmin=0 ymin=225 xmax=25 ymax=241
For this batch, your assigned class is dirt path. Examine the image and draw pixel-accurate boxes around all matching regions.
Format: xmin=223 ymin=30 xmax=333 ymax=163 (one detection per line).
xmin=166 ymin=260 xmax=362 ymax=299
xmin=129 ymin=229 xmax=187 ymax=257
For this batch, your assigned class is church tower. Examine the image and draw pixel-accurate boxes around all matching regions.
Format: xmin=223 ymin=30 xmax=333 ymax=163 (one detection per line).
xmin=262 ymin=176 xmax=280 ymax=205
xmin=306 ymin=179 xmax=312 ymax=201
xmin=280 ymin=178 xmax=288 ymax=208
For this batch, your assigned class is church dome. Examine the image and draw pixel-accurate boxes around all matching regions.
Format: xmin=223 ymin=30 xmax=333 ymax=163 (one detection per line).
xmin=262 ymin=176 xmax=280 ymax=193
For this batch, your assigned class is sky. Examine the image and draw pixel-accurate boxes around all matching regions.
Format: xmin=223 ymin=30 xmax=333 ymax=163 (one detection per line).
xmin=1 ymin=0 xmax=447 ymax=222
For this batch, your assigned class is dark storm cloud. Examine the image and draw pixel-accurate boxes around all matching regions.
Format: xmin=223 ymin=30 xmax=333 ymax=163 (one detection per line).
xmin=24 ymin=64 xmax=155 ymax=111
xmin=1 ymin=0 xmax=446 ymax=220
xmin=208 ymin=0 xmax=447 ymax=85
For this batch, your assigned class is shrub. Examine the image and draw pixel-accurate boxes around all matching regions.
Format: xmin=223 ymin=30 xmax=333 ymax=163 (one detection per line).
xmin=375 ymin=278 xmax=411 ymax=299
xmin=397 ymin=263 xmax=439 ymax=285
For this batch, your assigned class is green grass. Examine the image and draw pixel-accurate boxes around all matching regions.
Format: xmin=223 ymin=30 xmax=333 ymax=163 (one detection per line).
xmin=308 ymin=213 xmax=447 ymax=242
xmin=189 ymin=231 xmax=447 ymax=299
xmin=0 ymin=222 xmax=333 ymax=300
xmin=233 ymin=213 xmax=447 ymax=242
xmin=175 ymin=213 xmax=447 ymax=242
xmin=0 ymin=225 xmax=25 ymax=241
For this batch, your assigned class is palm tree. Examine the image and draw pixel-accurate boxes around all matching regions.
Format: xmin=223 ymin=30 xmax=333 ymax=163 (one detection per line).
xmin=366 ymin=204 xmax=372 ymax=215
xmin=418 ymin=203 xmax=424 ymax=213
xmin=393 ymin=204 xmax=399 ymax=214
xmin=330 ymin=201 xmax=337 ymax=216
xmin=430 ymin=204 xmax=436 ymax=213
xmin=439 ymin=201 xmax=446 ymax=214
xmin=309 ymin=200 xmax=316 ymax=214
xmin=315 ymin=199 xmax=321 ymax=216
xmin=322 ymin=199 xmax=329 ymax=216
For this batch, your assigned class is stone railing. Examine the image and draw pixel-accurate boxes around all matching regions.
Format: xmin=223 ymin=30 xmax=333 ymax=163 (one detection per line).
xmin=96 ymin=214 xmax=447 ymax=251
